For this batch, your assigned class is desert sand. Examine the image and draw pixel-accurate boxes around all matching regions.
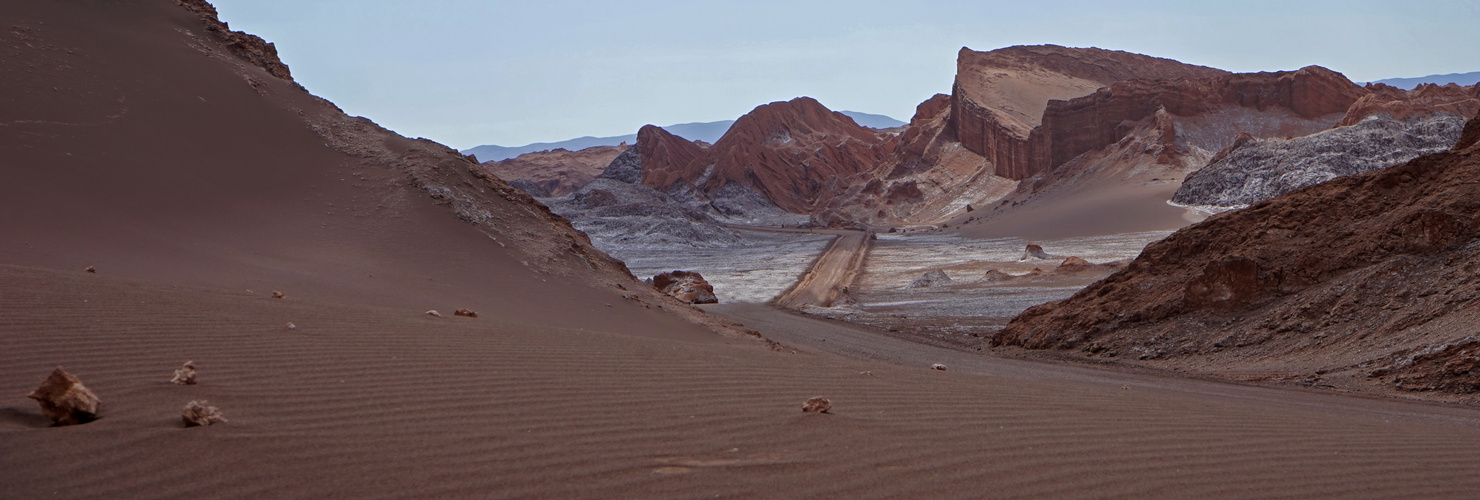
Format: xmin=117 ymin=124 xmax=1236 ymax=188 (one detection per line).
xmin=6 ymin=2 xmax=1480 ymax=499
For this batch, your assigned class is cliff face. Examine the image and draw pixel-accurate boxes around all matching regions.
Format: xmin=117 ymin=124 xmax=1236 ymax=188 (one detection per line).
xmin=995 ymin=112 xmax=1480 ymax=397
xmin=482 ymin=145 xmax=625 ymax=197
xmin=635 ymin=97 xmax=887 ymax=214
xmin=950 ymin=45 xmax=1229 ymax=180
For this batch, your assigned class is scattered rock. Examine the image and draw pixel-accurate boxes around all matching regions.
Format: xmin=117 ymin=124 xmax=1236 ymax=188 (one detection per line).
xmin=425 ymin=310 xmax=442 ymax=318
xmin=652 ymin=270 xmax=718 ymax=304
xmin=931 ymin=363 xmax=947 ymax=371
xmin=27 ymin=367 xmax=100 ymax=426
xmin=171 ymin=361 xmax=197 ymax=385
xmin=84 ymin=266 xmax=96 ymax=273
xmin=453 ymin=308 xmax=478 ymax=318
xmin=271 ymin=291 xmax=284 ymax=299
xmin=908 ymin=270 xmax=953 ymax=288
xmin=285 ymin=322 xmax=296 ymax=330
xmin=801 ymin=396 xmax=831 ymax=413
xmin=1057 ymin=256 xmax=1093 ymax=273
xmin=181 ymin=400 xmax=226 ymax=427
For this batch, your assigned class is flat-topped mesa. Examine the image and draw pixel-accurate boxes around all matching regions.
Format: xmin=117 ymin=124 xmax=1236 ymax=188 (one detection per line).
xmin=950 ymin=45 xmax=1228 ymax=180
xmin=635 ymin=97 xmax=887 ymax=213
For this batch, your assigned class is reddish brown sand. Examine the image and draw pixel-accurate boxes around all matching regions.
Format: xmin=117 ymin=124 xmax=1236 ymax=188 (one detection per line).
xmin=5 ymin=2 xmax=1480 ymax=498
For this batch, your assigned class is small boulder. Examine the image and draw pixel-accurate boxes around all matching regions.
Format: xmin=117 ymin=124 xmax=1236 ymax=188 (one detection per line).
xmin=171 ymin=361 xmax=197 ymax=385
xmin=181 ymin=400 xmax=226 ymax=427
xmin=27 ymin=367 xmax=101 ymax=426
xmin=453 ymin=308 xmax=478 ymax=318
xmin=931 ymin=363 xmax=947 ymax=371
xmin=802 ymin=396 xmax=831 ymax=413
xmin=271 ymin=291 xmax=285 ymax=299
xmin=652 ymin=270 xmax=718 ymax=304
xmin=1057 ymin=256 xmax=1093 ymax=273
xmin=285 ymin=322 xmax=297 ymax=330
xmin=425 ymin=310 xmax=442 ymax=318
xmin=908 ymin=270 xmax=952 ymax=288
xmin=84 ymin=266 xmax=96 ymax=273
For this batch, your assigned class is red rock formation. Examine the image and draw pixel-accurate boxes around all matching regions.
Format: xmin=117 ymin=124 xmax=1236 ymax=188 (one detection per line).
xmin=951 ymin=45 xmax=1228 ymax=180
xmin=482 ymin=145 xmax=625 ymax=197
xmin=176 ymin=0 xmax=292 ymax=81
xmin=1036 ymin=66 xmax=1365 ymax=175
xmin=632 ymin=125 xmax=712 ymax=190
xmin=637 ymin=97 xmax=887 ymax=213
xmin=1339 ymin=83 xmax=1480 ymax=126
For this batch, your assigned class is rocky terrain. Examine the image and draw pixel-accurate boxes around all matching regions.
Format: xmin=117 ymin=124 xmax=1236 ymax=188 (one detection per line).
xmin=480 ymin=144 xmax=626 ymax=197
xmin=996 ymin=111 xmax=1480 ymax=400
xmin=1174 ymin=83 xmax=1480 ymax=207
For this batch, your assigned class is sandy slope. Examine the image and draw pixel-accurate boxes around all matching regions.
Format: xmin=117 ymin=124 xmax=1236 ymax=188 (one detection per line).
xmin=7 ymin=267 xmax=1480 ymax=499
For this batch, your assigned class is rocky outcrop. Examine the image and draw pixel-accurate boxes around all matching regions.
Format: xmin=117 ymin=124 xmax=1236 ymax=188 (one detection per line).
xmin=28 ymin=367 xmax=100 ymax=425
xmin=1036 ymin=66 xmax=1364 ymax=176
xmin=543 ymin=178 xmax=743 ymax=248
xmin=175 ymin=0 xmax=292 ymax=81
xmin=1173 ymin=112 xmax=1471 ymax=207
xmin=908 ymin=270 xmax=953 ymax=288
xmin=652 ymin=270 xmax=718 ymax=304
xmin=482 ymin=145 xmax=625 ymax=197
xmin=996 ymin=112 xmax=1480 ymax=396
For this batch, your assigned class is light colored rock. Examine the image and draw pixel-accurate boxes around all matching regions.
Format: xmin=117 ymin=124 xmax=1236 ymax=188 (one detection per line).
xmin=271 ymin=290 xmax=284 ymax=299
xmin=181 ymin=400 xmax=226 ymax=427
xmin=425 ymin=310 xmax=442 ymax=318
xmin=931 ymin=363 xmax=947 ymax=371
xmin=171 ymin=361 xmax=197 ymax=385
xmin=27 ymin=367 xmax=101 ymax=426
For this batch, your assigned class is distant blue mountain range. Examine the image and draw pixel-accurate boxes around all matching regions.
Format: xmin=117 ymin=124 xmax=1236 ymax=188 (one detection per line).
xmin=1367 ymin=71 xmax=1480 ymax=90
xmin=464 ymin=110 xmax=906 ymax=162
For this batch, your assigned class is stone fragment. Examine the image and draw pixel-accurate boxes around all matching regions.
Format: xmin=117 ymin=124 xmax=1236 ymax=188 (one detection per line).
xmin=171 ymin=361 xmax=197 ymax=385
xmin=27 ymin=367 xmax=101 ymax=426
xmin=802 ymin=396 xmax=831 ymax=413
xmin=181 ymin=400 xmax=226 ymax=427
xmin=454 ymin=308 xmax=478 ymax=318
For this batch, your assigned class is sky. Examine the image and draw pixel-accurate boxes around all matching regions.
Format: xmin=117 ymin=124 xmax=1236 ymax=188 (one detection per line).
xmin=208 ymin=0 xmax=1480 ymax=150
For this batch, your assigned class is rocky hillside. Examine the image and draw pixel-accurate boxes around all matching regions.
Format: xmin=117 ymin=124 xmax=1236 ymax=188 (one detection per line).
xmin=1173 ymin=83 xmax=1480 ymax=207
xmin=995 ymin=111 xmax=1480 ymax=399
xmin=481 ymin=145 xmax=626 ymax=197
xmin=635 ymin=97 xmax=887 ymax=214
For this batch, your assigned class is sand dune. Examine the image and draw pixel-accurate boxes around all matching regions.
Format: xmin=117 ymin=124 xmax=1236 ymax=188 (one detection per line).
xmin=6 ymin=267 xmax=1480 ymax=498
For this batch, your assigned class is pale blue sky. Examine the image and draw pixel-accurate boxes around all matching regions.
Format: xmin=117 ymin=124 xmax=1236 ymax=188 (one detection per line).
xmin=209 ymin=0 xmax=1479 ymax=149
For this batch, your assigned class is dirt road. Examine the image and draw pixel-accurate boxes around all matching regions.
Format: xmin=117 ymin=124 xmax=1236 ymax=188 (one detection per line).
xmin=771 ymin=230 xmax=869 ymax=308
